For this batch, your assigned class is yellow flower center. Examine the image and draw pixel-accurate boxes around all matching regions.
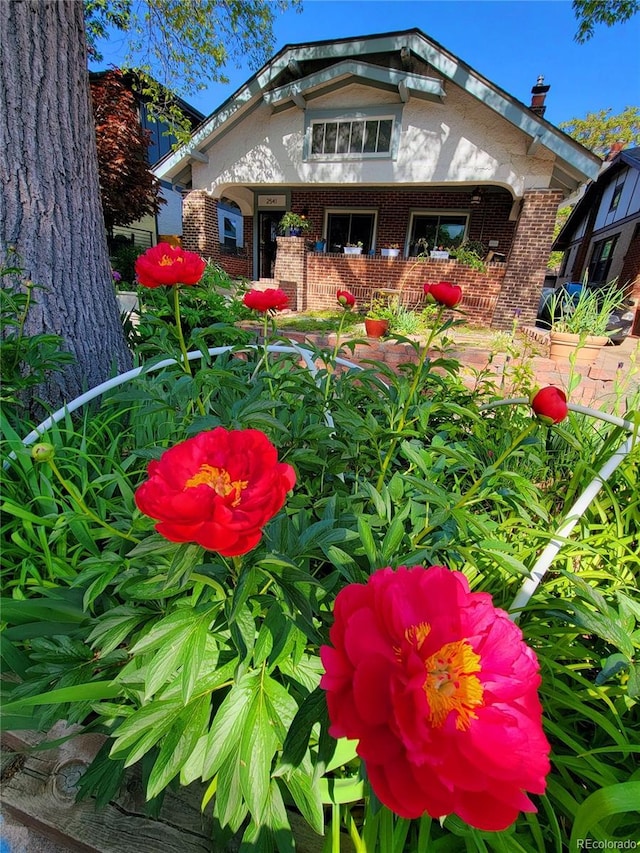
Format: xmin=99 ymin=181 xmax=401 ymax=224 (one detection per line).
xmin=423 ymin=639 xmax=484 ymax=730
xmin=158 ymin=254 xmax=183 ymax=266
xmin=184 ymin=464 xmax=248 ymax=507
xmin=400 ymin=622 xmax=484 ymax=730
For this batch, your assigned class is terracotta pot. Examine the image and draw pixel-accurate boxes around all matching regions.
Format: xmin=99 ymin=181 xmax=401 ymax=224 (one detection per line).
xmin=549 ymin=331 xmax=609 ymax=365
xmin=364 ymin=318 xmax=389 ymax=338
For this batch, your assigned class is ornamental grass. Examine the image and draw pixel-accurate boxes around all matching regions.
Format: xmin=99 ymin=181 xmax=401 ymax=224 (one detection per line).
xmin=1 ymin=256 xmax=639 ymax=852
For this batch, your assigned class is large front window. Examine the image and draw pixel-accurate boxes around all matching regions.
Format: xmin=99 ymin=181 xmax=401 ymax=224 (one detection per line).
xmin=408 ymin=213 xmax=468 ymax=256
xmin=325 ymin=210 xmax=376 ymax=253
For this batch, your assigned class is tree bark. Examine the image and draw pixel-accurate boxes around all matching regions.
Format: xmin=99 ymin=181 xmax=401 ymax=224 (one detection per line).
xmin=1 ymin=0 xmax=132 ymax=412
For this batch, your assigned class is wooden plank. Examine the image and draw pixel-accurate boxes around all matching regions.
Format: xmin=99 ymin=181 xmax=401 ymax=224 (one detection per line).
xmin=1 ymin=727 xmax=212 ymax=853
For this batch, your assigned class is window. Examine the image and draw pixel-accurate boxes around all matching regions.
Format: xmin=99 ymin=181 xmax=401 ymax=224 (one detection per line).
xmin=305 ymin=106 xmax=402 ymax=161
xmin=609 ymin=183 xmax=623 ymax=213
xmin=408 ymin=213 xmax=468 ymax=256
xmin=311 ymin=118 xmax=394 ymax=157
xmin=325 ymin=210 xmax=377 ymax=253
xmin=588 ymin=235 xmax=618 ymax=283
xmin=217 ymin=201 xmax=244 ymax=249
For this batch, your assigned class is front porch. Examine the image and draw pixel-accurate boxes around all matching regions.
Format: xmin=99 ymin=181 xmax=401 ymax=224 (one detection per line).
xmin=271 ymin=237 xmax=508 ymax=327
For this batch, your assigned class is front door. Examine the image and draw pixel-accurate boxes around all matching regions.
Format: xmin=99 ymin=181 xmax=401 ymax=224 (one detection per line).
xmin=258 ymin=211 xmax=284 ymax=279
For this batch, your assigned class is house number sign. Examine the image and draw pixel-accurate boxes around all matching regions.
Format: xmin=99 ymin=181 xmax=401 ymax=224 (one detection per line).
xmin=258 ymin=195 xmax=286 ymax=207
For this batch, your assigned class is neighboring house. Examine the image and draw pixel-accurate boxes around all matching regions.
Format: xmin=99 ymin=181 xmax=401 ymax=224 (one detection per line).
xmin=552 ymin=146 xmax=640 ymax=303
xmin=153 ymin=29 xmax=600 ymax=328
xmin=90 ymin=70 xmax=205 ymax=249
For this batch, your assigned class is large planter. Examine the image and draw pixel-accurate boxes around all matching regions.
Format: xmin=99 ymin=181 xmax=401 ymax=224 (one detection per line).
xmin=343 ymin=246 xmax=362 ymax=255
xmin=364 ymin=317 xmax=389 ymax=338
xmin=381 ymin=248 xmax=400 ymax=258
xmin=549 ymin=331 xmax=609 ymax=365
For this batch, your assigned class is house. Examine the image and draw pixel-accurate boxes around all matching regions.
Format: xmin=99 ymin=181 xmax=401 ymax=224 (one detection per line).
xmin=552 ymin=145 xmax=640 ymax=304
xmin=90 ymin=70 xmax=205 ymax=249
xmin=153 ymin=29 xmax=600 ymax=328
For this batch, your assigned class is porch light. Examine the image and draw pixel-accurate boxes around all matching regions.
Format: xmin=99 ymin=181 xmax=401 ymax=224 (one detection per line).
xmin=470 ymin=188 xmax=483 ymax=205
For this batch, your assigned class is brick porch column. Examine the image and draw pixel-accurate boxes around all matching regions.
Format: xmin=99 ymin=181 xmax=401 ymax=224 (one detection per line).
xmin=273 ymin=236 xmax=307 ymax=311
xmin=182 ymin=190 xmax=217 ymax=256
xmin=492 ymin=189 xmax=564 ymax=329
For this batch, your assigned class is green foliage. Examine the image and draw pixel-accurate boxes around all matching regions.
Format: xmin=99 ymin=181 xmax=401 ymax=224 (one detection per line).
xmin=449 ymin=242 xmax=488 ymax=273
xmin=110 ymin=241 xmax=145 ymax=287
xmin=1 ymin=290 xmax=639 ymax=850
xmin=559 ymin=106 xmax=640 ymax=156
xmin=572 ymin=0 xmax=639 ymax=43
xmin=85 ymin=0 xmax=302 ymax=142
xmin=0 ymin=262 xmax=75 ymax=425
xmin=548 ymin=279 xmax=629 ymax=336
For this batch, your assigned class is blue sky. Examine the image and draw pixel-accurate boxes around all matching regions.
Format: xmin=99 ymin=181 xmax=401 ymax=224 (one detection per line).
xmin=91 ymin=0 xmax=639 ymax=128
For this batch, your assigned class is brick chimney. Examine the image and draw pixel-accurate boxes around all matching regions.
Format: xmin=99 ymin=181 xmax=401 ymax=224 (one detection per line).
xmin=529 ymin=75 xmax=550 ymax=117
xmin=606 ymin=141 xmax=625 ymax=161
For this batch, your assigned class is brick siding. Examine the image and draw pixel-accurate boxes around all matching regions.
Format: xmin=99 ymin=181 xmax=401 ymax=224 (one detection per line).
xmin=618 ymin=223 xmax=640 ymax=301
xmin=182 ymin=190 xmax=252 ymax=278
xmin=492 ymin=189 xmax=564 ymax=329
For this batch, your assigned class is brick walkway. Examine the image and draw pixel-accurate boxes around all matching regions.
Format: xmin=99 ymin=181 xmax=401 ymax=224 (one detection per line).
xmin=279 ymin=326 xmax=640 ymax=412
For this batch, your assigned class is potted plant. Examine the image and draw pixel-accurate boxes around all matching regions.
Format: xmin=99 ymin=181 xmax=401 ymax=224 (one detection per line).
xmin=278 ymin=212 xmax=310 ymax=237
xmin=381 ymin=244 xmax=401 ymax=258
xmin=314 ymin=236 xmax=326 ymax=252
xmin=547 ymin=280 xmax=629 ymax=364
xmin=343 ymin=241 xmax=363 ymax=255
xmin=364 ymin=296 xmax=395 ymax=337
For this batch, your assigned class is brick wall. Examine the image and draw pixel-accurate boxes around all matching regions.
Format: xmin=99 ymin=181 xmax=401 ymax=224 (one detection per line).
xmin=491 ymin=189 xmax=564 ymax=329
xmin=182 ymin=190 xmax=252 ymax=278
xmin=291 ymin=188 xmax=516 ymax=253
xmin=270 ymin=243 xmax=507 ymax=326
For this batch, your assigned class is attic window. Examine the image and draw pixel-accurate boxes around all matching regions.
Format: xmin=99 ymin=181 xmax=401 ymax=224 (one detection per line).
xmin=311 ymin=118 xmax=393 ymax=156
xmin=304 ymin=106 xmax=402 ymax=161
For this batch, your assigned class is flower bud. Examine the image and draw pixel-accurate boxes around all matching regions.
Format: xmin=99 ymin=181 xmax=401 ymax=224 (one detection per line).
xmin=31 ymin=442 xmax=55 ymax=462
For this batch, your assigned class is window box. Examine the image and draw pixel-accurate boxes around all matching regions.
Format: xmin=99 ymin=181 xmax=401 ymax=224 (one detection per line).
xmin=344 ymin=246 xmax=363 ymax=255
xmin=381 ymin=248 xmax=400 ymax=258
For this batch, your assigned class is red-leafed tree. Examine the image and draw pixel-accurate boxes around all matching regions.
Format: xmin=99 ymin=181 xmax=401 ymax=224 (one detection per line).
xmin=90 ymin=69 xmax=163 ymax=236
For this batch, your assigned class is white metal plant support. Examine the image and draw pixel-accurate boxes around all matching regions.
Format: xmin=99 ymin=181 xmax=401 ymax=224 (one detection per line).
xmin=12 ymin=351 xmax=638 ymax=619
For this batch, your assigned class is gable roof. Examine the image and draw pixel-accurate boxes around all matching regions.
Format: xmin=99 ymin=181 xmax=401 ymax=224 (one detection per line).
xmin=154 ymin=28 xmax=600 ymax=191
xmin=553 ymin=147 xmax=640 ymax=249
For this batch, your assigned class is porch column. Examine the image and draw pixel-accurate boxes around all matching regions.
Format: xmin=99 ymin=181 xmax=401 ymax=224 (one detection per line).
xmin=182 ymin=190 xmax=218 ymax=256
xmin=491 ymin=189 xmax=564 ymax=329
xmin=273 ymin=236 xmax=307 ymax=311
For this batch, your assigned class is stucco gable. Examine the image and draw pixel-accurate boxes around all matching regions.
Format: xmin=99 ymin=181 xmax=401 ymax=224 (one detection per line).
xmin=154 ymin=28 xmax=600 ymax=191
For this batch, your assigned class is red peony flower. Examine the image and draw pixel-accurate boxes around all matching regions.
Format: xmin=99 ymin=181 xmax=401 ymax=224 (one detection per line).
xmin=423 ymin=281 xmax=463 ymax=308
xmin=530 ymin=386 xmax=568 ymax=424
xmin=320 ymin=565 xmax=550 ymax=831
xmin=134 ymin=243 xmax=206 ymax=288
xmin=243 ymin=288 xmax=289 ymax=313
xmin=134 ymin=428 xmax=296 ymax=557
xmin=336 ymin=289 xmax=355 ymax=308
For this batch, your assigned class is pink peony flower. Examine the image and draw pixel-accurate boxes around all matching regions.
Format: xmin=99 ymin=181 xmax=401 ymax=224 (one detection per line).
xmin=134 ymin=243 xmax=206 ymax=288
xmin=320 ymin=565 xmax=550 ymax=831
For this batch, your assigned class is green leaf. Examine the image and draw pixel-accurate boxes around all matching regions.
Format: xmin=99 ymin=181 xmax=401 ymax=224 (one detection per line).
xmin=239 ymin=780 xmax=295 ymax=853
xmin=279 ymin=686 xmax=326 ymax=772
xmin=239 ymin=676 xmax=280 ymax=822
xmin=283 ymin=766 xmax=324 ymax=835
xmin=1 ymin=681 xmax=119 ymax=714
xmin=147 ymin=694 xmax=211 ymax=799
xmin=202 ymin=673 xmax=259 ymax=780
xmin=356 ymin=515 xmax=378 ymax=568
xmin=569 ymin=783 xmax=640 ymax=852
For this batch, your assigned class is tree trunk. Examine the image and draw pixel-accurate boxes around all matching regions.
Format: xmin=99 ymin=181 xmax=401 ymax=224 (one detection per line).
xmin=1 ymin=0 xmax=132 ymax=413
